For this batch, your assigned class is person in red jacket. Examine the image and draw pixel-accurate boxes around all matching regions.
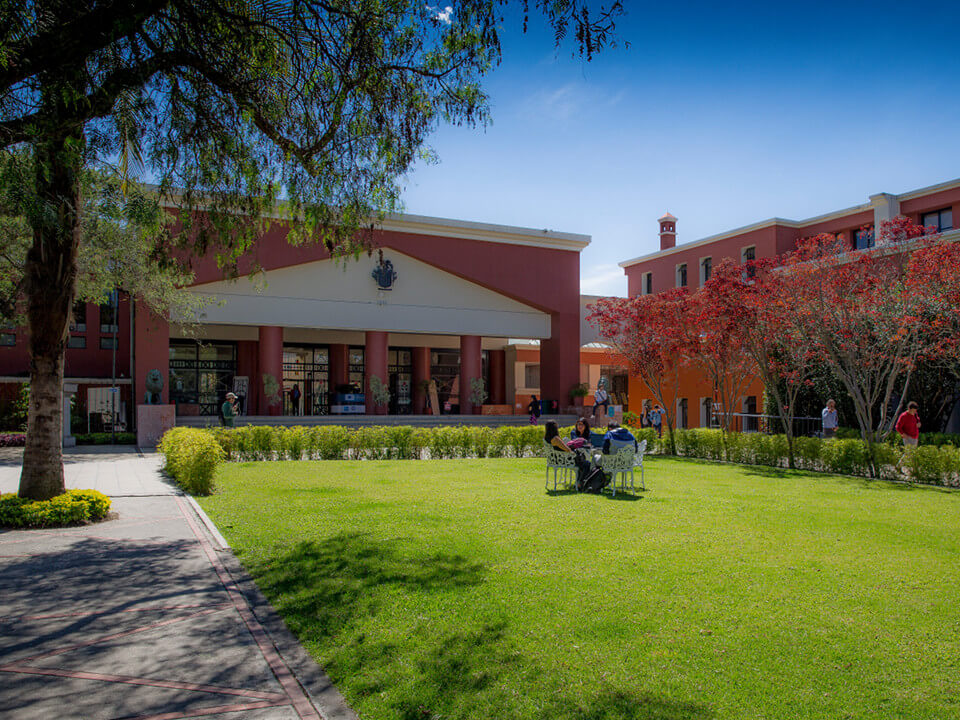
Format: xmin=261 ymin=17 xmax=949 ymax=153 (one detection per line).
xmin=895 ymin=401 xmax=921 ymax=447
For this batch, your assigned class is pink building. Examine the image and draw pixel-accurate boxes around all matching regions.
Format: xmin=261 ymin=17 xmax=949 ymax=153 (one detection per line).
xmin=619 ymin=177 xmax=960 ymax=429
xmin=1 ymin=208 xmax=590 ymax=428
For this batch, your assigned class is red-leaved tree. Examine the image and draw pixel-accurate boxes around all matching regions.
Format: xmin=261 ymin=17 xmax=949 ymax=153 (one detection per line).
xmin=588 ymin=289 xmax=694 ymax=453
xmin=701 ymin=257 xmax=816 ymax=467
xmin=781 ymin=218 xmax=960 ymax=475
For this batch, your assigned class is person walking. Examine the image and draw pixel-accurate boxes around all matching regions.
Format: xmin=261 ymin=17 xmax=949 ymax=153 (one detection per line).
xmin=221 ymin=392 xmax=238 ymax=428
xmin=895 ymin=401 xmax=921 ymax=448
xmin=289 ymin=383 xmax=302 ymax=415
xmin=650 ymin=404 xmax=663 ymax=438
xmin=821 ymin=399 xmax=839 ymax=439
xmin=527 ymin=395 xmax=542 ymax=425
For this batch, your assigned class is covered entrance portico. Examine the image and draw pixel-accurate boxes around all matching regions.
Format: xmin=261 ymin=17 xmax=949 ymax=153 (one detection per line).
xmin=133 ymin=212 xmax=587 ymax=419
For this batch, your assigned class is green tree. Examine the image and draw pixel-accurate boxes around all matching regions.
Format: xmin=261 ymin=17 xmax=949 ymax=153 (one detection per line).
xmin=0 ymin=0 xmax=623 ymax=499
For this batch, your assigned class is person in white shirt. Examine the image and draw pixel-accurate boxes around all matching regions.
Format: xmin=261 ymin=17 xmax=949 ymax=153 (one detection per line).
xmin=821 ymin=399 xmax=838 ymax=439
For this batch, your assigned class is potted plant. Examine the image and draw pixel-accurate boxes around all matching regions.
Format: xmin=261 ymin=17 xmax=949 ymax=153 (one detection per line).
xmin=468 ymin=377 xmax=488 ymax=414
xmin=570 ymin=382 xmax=589 ymax=407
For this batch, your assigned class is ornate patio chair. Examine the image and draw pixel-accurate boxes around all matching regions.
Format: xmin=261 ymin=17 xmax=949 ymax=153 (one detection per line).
xmin=604 ymin=445 xmax=643 ymax=497
xmin=544 ymin=443 xmax=578 ymax=491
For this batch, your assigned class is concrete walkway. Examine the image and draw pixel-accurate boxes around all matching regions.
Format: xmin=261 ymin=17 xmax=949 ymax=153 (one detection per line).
xmin=0 ymin=448 xmax=356 ymax=720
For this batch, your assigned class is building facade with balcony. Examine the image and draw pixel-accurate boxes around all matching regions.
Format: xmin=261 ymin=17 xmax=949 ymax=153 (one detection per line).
xmin=618 ymin=177 xmax=960 ymax=430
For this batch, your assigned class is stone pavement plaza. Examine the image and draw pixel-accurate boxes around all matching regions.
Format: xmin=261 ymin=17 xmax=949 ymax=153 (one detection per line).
xmin=0 ymin=447 xmax=356 ymax=720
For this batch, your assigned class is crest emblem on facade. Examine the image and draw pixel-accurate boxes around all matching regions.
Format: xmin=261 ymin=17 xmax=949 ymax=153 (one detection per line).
xmin=371 ymin=251 xmax=397 ymax=291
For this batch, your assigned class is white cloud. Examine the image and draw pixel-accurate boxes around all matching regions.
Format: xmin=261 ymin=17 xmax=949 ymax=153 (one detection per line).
xmin=428 ymin=5 xmax=453 ymax=24
xmin=580 ymin=263 xmax=627 ymax=297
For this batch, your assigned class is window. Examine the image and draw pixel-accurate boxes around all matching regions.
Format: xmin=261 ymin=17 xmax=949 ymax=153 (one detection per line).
xmin=676 ymin=263 xmax=687 ymax=288
xmin=677 ymin=398 xmax=688 ymax=429
xmin=70 ymin=302 xmax=87 ymax=333
xmin=700 ymin=257 xmax=712 ymax=285
xmin=642 ymin=272 xmax=652 ymax=295
xmin=741 ymin=247 xmax=756 ymax=279
xmin=855 ymin=227 xmax=875 ymax=250
xmin=99 ymin=300 xmax=118 ymax=333
xmin=0 ymin=333 xmax=14 ymax=347
xmin=524 ymin=363 xmax=540 ymax=389
xmin=921 ymin=208 xmax=953 ymax=233
xmin=67 ymin=336 xmax=86 ymax=349
xmin=100 ymin=337 xmax=118 ymax=350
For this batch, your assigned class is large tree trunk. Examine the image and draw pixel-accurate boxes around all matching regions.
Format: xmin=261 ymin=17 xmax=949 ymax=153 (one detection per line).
xmin=18 ymin=80 xmax=84 ymax=500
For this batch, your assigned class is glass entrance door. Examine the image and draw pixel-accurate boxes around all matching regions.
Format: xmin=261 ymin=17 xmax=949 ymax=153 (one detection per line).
xmin=388 ymin=348 xmax=413 ymax=414
xmin=283 ymin=345 xmax=329 ymax=415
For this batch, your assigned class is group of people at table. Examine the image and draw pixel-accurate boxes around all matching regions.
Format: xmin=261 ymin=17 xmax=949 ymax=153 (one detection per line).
xmin=543 ymin=417 xmax=639 ymax=484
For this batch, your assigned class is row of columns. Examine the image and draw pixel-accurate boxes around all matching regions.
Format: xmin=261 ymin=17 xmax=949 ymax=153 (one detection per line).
xmin=247 ymin=326 xmax=506 ymax=416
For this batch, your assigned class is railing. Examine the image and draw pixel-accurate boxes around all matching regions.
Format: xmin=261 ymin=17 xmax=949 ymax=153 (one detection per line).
xmin=709 ymin=412 xmax=823 ymax=437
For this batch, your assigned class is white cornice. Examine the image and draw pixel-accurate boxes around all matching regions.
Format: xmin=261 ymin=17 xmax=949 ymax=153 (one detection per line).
xmin=154 ymin=188 xmax=590 ymax=253
xmin=620 ymin=204 xmax=873 ymax=269
xmin=620 ymin=176 xmax=960 ymax=271
xmin=896 ymin=177 xmax=960 ymax=202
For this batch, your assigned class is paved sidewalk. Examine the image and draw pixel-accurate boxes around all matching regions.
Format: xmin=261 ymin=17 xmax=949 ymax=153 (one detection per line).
xmin=0 ymin=451 xmax=356 ymax=720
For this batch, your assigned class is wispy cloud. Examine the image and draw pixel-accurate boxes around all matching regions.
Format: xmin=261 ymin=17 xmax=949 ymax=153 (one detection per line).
xmin=580 ymin=263 xmax=627 ymax=297
xmin=519 ymin=83 xmax=628 ymax=124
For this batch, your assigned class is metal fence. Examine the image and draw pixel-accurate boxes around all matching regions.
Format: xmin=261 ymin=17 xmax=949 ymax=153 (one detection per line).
xmin=708 ymin=412 xmax=823 ymax=437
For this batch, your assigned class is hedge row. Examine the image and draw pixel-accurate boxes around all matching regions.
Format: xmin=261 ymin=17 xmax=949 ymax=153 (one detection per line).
xmin=203 ymin=424 xmax=551 ymax=462
xmin=669 ymin=428 xmax=960 ymax=487
xmin=156 ymin=424 xmax=960 ymax=496
xmin=0 ymin=489 xmax=111 ymax=528
xmin=158 ymin=427 xmax=223 ymax=495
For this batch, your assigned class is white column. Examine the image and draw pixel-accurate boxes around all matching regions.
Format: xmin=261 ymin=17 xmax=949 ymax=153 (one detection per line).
xmin=869 ymin=193 xmax=900 ymax=244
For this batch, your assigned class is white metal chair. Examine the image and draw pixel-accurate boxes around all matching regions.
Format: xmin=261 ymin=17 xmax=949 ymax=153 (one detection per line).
xmin=604 ymin=439 xmax=647 ymax=496
xmin=544 ymin=443 xmax=578 ymax=491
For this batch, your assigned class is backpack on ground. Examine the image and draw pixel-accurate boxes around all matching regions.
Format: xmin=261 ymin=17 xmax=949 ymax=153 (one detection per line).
xmin=577 ymin=467 xmax=609 ymax=494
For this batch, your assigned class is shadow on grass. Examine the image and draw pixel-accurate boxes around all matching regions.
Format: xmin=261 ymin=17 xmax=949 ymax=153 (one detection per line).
xmin=245 ymin=532 xmax=708 ymax=719
xmin=244 ymin=532 xmax=486 ymax=640
xmin=541 ymin=686 xmax=714 ymax=720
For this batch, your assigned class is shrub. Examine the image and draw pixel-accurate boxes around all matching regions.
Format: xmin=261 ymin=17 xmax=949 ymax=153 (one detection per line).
xmin=471 ymin=426 xmax=493 ymax=458
xmin=0 ymin=489 xmax=111 ymax=528
xmin=410 ymin=428 xmax=431 ymax=460
xmin=313 ymin=425 xmax=351 ymax=460
xmin=819 ymin=439 xmax=870 ymax=476
xmin=159 ymin=427 xmax=223 ymax=495
xmin=206 ymin=428 xmax=237 ymax=461
xmin=905 ymin=445 xmax=960 ymax=486
xmin=0 ymin=433 xmax=26 ymax=447
xmin=281 ymin=426 xmax=310 ymax=460
xmin=387 ymin=426 xmax=415 ymax=459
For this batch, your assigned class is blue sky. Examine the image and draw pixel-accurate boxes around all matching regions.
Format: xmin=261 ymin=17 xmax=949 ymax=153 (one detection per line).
xmin=400 ymin=1 xmax=960 ymax=295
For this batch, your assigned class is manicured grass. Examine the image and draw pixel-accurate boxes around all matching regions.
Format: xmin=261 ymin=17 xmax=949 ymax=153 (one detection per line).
xmin=198 ymin=458 xmax=960 ymax=720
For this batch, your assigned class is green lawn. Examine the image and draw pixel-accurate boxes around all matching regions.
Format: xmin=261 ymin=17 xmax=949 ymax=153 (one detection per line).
xmin=198 ymin=458 xmax=960 ymax=720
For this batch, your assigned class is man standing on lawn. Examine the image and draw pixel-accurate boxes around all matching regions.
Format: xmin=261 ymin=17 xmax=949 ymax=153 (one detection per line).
xmin=895 ymin=401 xmax=921 ymax=447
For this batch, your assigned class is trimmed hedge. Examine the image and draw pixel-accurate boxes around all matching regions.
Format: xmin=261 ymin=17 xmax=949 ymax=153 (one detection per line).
xmin=670 ymin=427 xmax=958 ymax=486
xmin=0 ymin=489 xmax=111 ymax=528
xmin=157 ymin=423 xmax=960 ymax=494
xmin=158 ymin=427 xmax=223 ymax=495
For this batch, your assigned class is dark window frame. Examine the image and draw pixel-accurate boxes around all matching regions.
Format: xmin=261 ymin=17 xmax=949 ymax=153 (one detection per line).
xmin=921 ymin=207 xmax=953 ymax=233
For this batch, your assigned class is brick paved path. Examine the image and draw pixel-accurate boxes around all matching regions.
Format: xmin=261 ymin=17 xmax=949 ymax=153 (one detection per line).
xmin=0 ymin=450 xmax=355 ymax=720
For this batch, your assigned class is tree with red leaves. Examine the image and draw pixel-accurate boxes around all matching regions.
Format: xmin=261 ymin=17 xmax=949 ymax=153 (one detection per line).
xmin=690 ymin=261 xmax=758 ymax=457
xmin=701 ymin=257 xmax=816 ymax=468
xmin=781 ymin=218 xmax=960 ymax=476
xmin=588 ymin=289 xmax=694 ymax=453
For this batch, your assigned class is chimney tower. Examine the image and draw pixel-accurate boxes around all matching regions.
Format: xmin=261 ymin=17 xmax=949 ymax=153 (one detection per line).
xmin=659 ymin=213 xmax=677 ymax=250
